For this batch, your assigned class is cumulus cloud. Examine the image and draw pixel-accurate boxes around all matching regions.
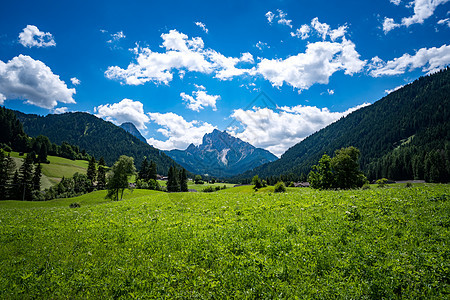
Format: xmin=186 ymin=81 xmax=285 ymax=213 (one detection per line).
xmin=229 ymin=103 xmax=370 ymax=156
xmin=383 ymin=0 xmax=450 ymax=32
xmin=105 ymin=29 xmax=253 ymax=85
xmin=18 ymin=25 xmax=56 ymax=48
xmin=147 ymin=112 xmax=216 ymax=150
xmin=369 ymin=44 xmax=450 ymax=76
xmin=382 ymin=17 xmax=400 ymax=34
xmin=94 ymin=98 xmax=150 ymax=130
xmin=181 ymin=88 xmax=220 ymax=112
xmin=0 ymin=55 xmax=75 ymax=109
xmin=290 ymin=24 xmax=311 ymax=39
xmin=195 ymin=22 xmax=209 ymax=33
xmin=266 ymin=10 xmax=292 ymax=27
xmin=255 ymin=38 xmax=366 ymax=92
xmin=70 ymin=77 xmax=80 ymax=85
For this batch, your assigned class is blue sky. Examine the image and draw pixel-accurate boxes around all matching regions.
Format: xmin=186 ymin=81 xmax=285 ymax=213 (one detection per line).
xmin=1 ymin=0 xmax=449 ymax=156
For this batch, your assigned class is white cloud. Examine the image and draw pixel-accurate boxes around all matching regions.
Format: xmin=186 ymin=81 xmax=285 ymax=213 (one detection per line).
xmin=265 ymin=11 xmax=275 ymax=23
xmin=53 ymin=107 xmax=69 ymax=114
xmin=70 ymin=77 xmax=80 ymax=85
xmin=105 ymin=30 xmax=215 ymax=85
xmin=229 ymin=103 xmax=370 ymax=156
xmin=327 ymin=89 xmax=335 ymax=95
xmin=290 ymin=24 xmax=311 ymax=39
xmin=181 ymin=88 xmax=220 ymax=111
xmin=18 ymin=25 xmax=56 ymax=48
xmin=401 ymin=0 xmax=450 ymax=27
xmin=382 ymin=17 xmax=401 ymax=33
xmin=255 ymin=38 xmax=366 ymax=92
xmin=369 ymin=44 xmax=450 ymax=76
xmin=276 ymin=9 xmax=293 ymax=28
xmin=107 ymin=31 xmax=126 ymax=43
xmin=94 ymin=98 xmax=150 ymax=130
xmin=0 ymin=55 xmax=75 ymax=109
xmin=438 ymin=18 xmax=450 ymax=26
xmin=384 ymin=84 xmax=404 ymax=94
xmin=147 ymin=112 xmax=216 ymax=150
xmin=384 ymin=0 xmax=450 ymax=32
xmin=195 ymin=22 xmax=209 ymax=33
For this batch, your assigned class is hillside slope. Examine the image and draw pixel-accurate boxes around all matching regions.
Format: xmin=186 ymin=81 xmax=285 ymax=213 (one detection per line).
xmin=234 ymin=67 xmax=450 ymax=182
xmin=166 ymin=129 xmax=277 ymax=177
xmin=15 ymin=112 xmax=180 ymax=174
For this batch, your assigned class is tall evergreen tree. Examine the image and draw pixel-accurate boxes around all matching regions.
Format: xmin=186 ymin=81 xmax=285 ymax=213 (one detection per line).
xmin=167 ymin=166 xmax=180 ymax=192
xmin=87 ymin=156 xmax=97 ymax=183
xmin=9 ymin=170 xmax=21 ymax=200
xmin=19 ymin=153 xmax=34 ymax=200
xmin=138 ymin=157 xmax=149 ymax=181
xmin=149 ymin=161 xmax=157 ymax=181
xmin=32 ymin=163 xmax=42 ymax=192
xmin=106 ymin=155 xmax=136 ymax=201
xmin=180 ymin=168 xmax=188 ymax=192
xmin=97 ymin=157 xmax=107 ymax=190
xmin=0 ymin=151 xmax=15 ymax=199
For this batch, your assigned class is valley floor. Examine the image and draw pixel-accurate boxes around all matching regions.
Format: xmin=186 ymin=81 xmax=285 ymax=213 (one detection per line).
xmin=0 ymin=184 xmax=449 ymax=298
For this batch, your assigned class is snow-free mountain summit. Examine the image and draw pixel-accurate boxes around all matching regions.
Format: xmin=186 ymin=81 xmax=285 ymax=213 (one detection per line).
xmin=165 ymin=129 xmax=278 ymax=177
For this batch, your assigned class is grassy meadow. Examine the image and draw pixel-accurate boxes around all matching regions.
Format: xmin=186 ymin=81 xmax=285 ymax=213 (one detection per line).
xmin=1 ymin=184 xmax=449 ymax=298
xmin=9 ymin=152 xmax=89 ymax=189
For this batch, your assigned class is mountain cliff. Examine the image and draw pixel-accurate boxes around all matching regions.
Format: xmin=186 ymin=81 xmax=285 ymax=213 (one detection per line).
xmin=120 ymin=122 xmax=147 ymax=143
xmin=166 ymin=129 xmax=277 ymax=177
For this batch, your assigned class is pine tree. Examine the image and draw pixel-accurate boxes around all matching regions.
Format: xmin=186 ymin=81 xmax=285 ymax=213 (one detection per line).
xmin=9 ymin=170 xmax=21 ymax=200
xmin=167 ymin=166 xmax=180 ymax=192
xmin=138 ymin=158 xmax=149 ymax=181
xmin=87 ymin=156 xmax=97 ymax=183
xmin=32 ymin=163 xmax=42 ymax=192
xmin=19 ymin=153 xmax=34 ymax=200
xmin=97 ymin=157 xmax=107 ymax=190
xmin=180 ymin=168 xmax=188 ymax=192
xmin=149 ymin=161 xmax=157 ymax=181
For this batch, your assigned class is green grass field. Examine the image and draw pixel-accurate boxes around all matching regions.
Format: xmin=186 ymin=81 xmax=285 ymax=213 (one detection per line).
xmin=9 ymin=152 xmax=89 ymax=189
xmin=1 ymin=184 xmax=449 ymax=298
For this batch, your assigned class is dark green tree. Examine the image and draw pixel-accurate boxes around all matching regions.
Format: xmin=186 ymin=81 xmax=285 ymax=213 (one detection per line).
xmin=167 ymin=166 xmax=180 ymax=192
xmin=149 ymin=161 xmax=157 ymax=181
xmin=308 ymin=154 xmax=334 ymax=189
xmin=87 ymin=156 xmax=97 ymax=183
xmin=32 ymin=163 xmax=42 ymax=192
xmin=0 ymin=150 xmax=15 ymax=200
xmin=9 ymin=170 xmax=21 ymax=200
xmin=251 ymin=175 xmax=262 ymax=189
xmin=97 ymin=157 xmax=107 ymax=190
xmin=138 ymin=157 xmax=149 ymax=181
xmin=19 ymin=153 xmax=34 ymax=200
xmin=180 ymin=168 xmax=188 ymax=192
xmin=331 ymin=147 xmax=367 ymax=189
xmin=194 ymin=175 xmax=203 ymax=184
xmin=106 ymin=155 xmax=136 ymax=201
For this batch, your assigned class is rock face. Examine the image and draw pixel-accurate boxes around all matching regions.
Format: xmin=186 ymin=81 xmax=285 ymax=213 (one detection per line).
xmin=166 ymin=129 xmax=278 ymax=177
xmin=120 ymin=122 xmax=147 ymax=143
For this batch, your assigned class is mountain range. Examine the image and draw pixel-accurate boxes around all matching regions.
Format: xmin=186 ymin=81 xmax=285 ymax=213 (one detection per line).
xmin=165 ymin=129 xmax=278 ymax=177
xmin=15 ymin=111 xmax=179 ymax=174
xmin=233 ymin=67 xmax=450 ymax=182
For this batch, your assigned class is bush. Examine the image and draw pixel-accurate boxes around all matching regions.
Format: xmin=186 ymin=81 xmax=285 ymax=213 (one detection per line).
xmin=69 ymin=202 xmax=81 ymax=208
xmin=202 ymin=186 xmax=215 ymax=193
xmin=361 ymin=184 xmax=370 ymax=190
xmin=274 ymin=181 xmax=286 ymax=193
xmin=405 ymin=182 xmax=413 ymax=188
xmin=376 ymin=178 xmax=388 ymax=188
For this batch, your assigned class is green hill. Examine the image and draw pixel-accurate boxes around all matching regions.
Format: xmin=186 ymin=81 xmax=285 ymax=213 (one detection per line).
xmin=234 ymin=67 xmax=450 ymax=182
xmin=15 ymin=111 xmax=181 ymax=175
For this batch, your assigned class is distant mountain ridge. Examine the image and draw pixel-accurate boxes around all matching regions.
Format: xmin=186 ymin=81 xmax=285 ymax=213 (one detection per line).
xmin=233 ymin=67 xmax=450 ymax=182
xmin=166 ymin=129 xmax=278 ymax=177
xmin=120 ymin=122 xmax=147 ymax=143
xmin=15 ymin=111 xmax=180 ymax=174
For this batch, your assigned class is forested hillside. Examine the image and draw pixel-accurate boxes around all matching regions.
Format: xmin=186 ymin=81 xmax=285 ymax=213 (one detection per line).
xmin=234 ymin=67 xmax=450 ymax=182
xmin=16 ymin=111 xmax=180 ymax=174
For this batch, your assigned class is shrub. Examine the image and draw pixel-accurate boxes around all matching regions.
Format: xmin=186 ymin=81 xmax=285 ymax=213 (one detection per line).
xmin=361 ymin=184 xmax=370 ymax=190
xmin=274 ymin=181 xmax=286 ymax=193
xmin=202 ymin=186 xmax=215 ymax=193
xmin=376 ymin=178 xmax=388 ymax=188
xmin=405 ymin=182 xmax=413 ymax=188
xmin=69 ymin=202 xmax=81 ymax=208
xmin=289 ymin=181 xmax=295 ymax=187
